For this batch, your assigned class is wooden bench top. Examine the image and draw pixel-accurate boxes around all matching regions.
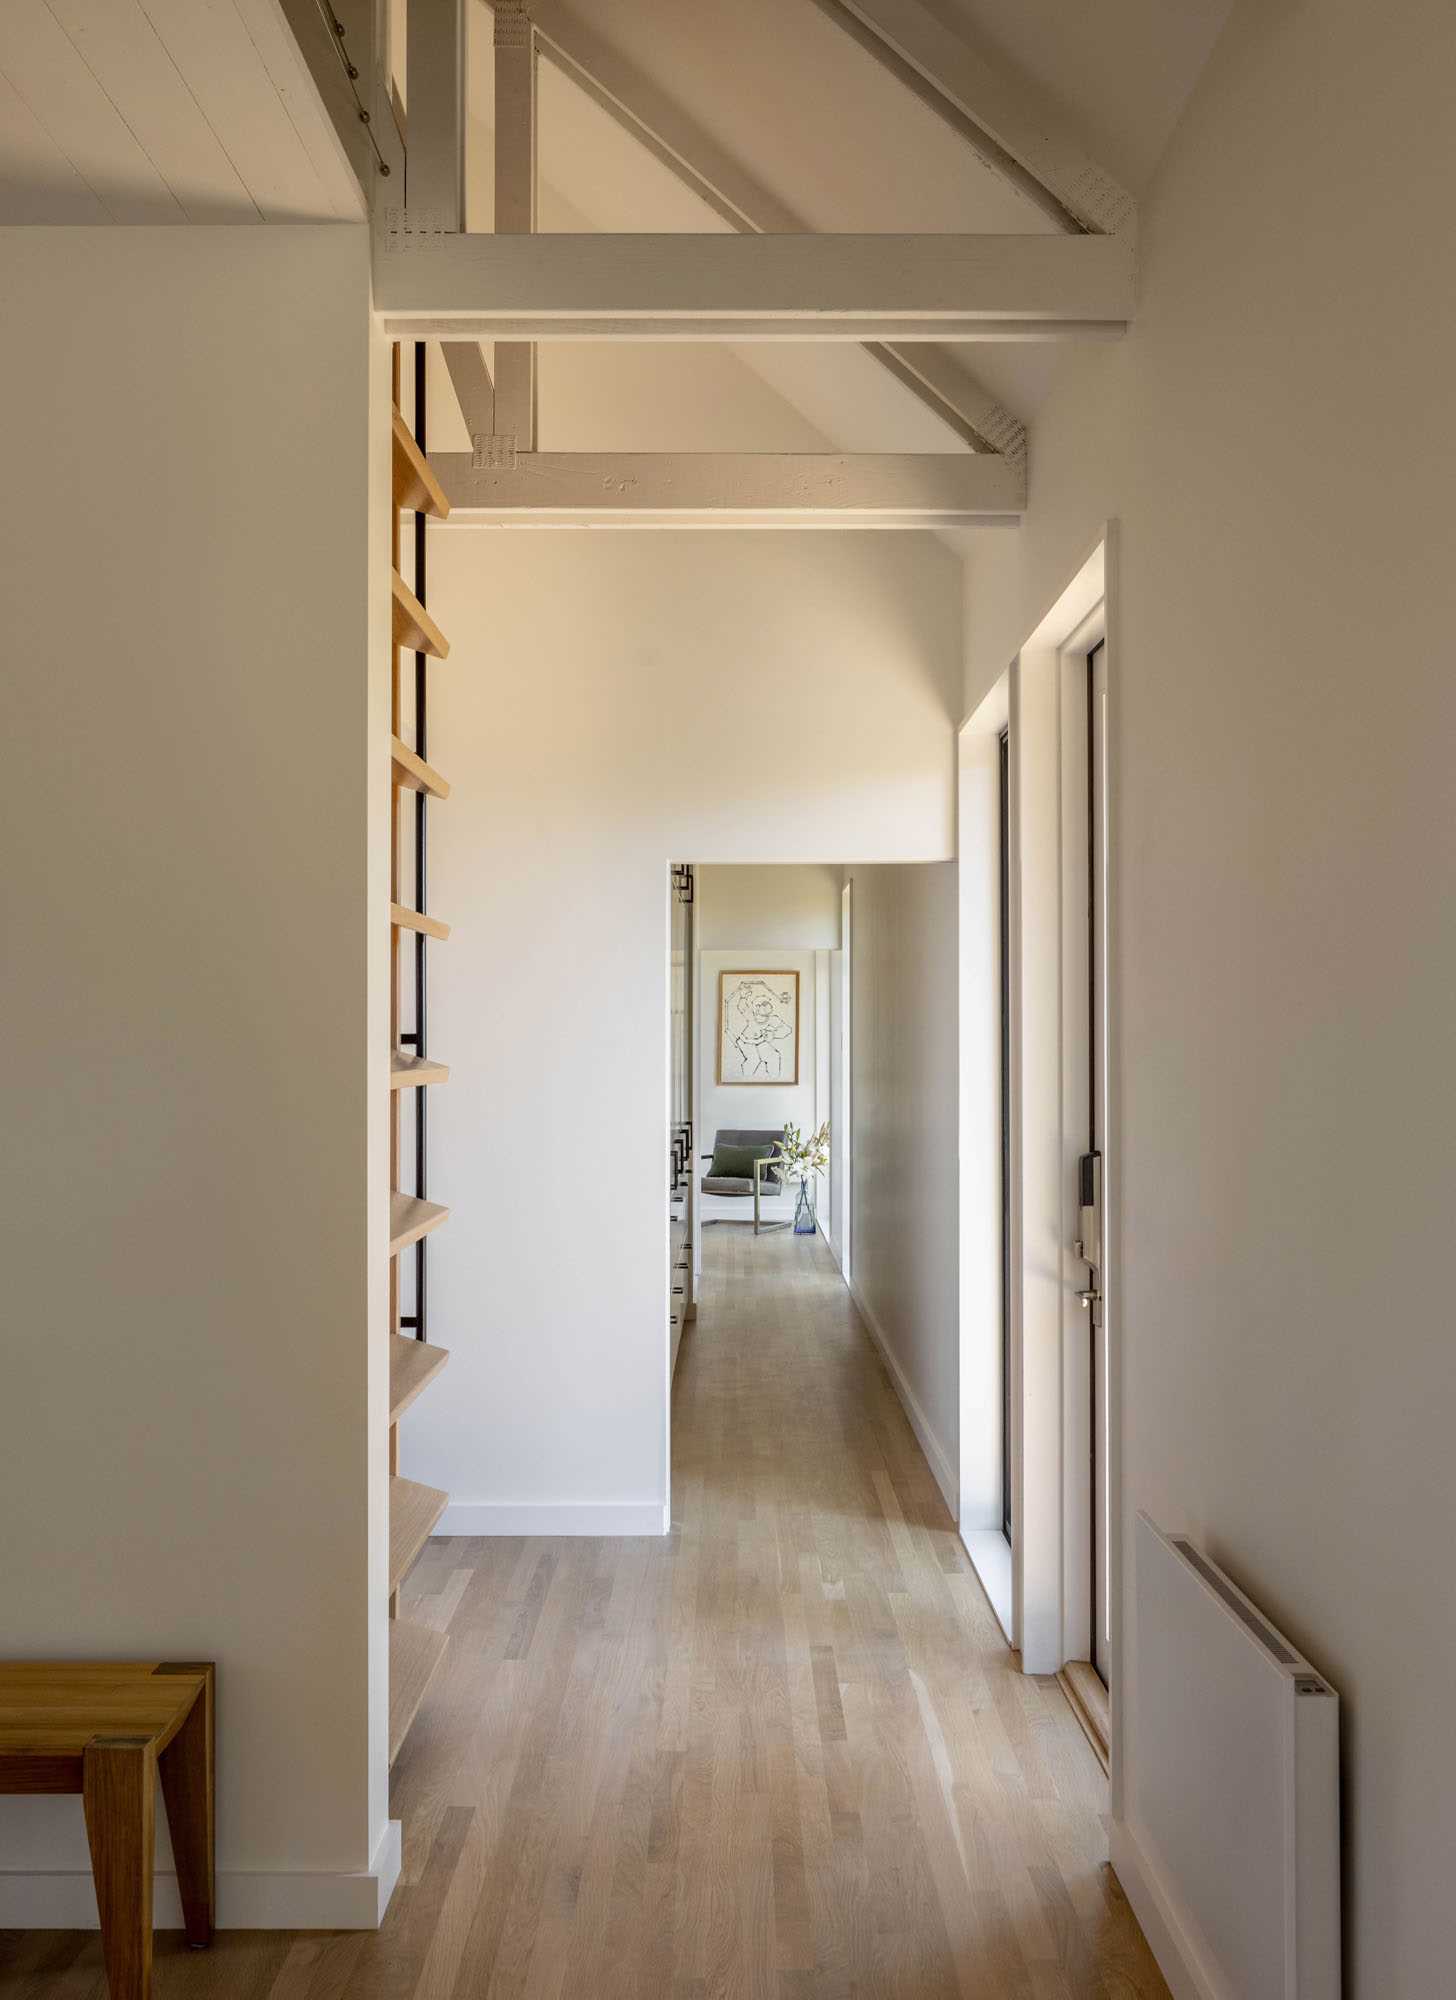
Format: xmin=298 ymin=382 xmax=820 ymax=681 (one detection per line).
xmin=0 ymin=1662 xmax=212 ymax=1792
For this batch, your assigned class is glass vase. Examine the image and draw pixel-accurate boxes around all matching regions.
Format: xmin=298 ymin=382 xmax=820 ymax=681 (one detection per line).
xmin=793 ymin=1176 xmax=816 ymax=1236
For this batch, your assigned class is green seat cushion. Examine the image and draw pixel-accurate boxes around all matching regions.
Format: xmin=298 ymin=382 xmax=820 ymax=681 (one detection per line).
xmin=709 ymin=1140 xmax=779 ymax=1182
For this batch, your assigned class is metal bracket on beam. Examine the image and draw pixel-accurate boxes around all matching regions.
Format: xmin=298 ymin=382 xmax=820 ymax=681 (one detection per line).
xmin=382 ymin=207 xmax=459 ymax=246
xmin=472 ymin=434 xmax=519 ymax=471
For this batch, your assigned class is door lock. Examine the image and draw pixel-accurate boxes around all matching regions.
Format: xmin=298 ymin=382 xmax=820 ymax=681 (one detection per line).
xmin=1077 ymin=1152 xmax=1103 ymax=1275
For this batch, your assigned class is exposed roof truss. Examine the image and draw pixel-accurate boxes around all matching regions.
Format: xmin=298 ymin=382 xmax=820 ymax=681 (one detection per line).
xmin=529 ymin=0 xmax=1022 ymax=460
xmin=372 ymin=0 xmax=1142 ymax=527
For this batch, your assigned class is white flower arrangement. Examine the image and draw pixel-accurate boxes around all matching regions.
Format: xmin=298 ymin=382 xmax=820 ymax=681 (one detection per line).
xmin=773 ymin=1119 xmax=830 ymax=1183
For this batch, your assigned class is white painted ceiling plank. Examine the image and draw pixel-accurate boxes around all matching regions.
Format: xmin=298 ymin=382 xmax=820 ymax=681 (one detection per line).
xmin=46 ymin=0 xmax=259 ymax=221
xmin=230 ymin=0 xmax=366 ymax=219
xmin=0 ymin=0 xmax=182 ymax=221
xmin=0 ymin=62 xmax=107 ymax=219
xmin=134 ymin=0 xmax=337 ymax=220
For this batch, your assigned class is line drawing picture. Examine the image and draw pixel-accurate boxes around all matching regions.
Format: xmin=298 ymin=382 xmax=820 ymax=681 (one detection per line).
xmin=717 ymin=970 xmax=800 ymax=1085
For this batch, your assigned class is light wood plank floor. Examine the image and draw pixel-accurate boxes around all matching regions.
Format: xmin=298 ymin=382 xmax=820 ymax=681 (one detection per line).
xmin=1 ymin=1227 xmax=1167 ymax=1999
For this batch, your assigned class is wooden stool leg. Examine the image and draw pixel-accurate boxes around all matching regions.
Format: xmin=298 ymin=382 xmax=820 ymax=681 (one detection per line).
xmin=83 ymin=1736 xmax=155 ymax=2000
xmin=157 ymin=1675 xmax=214 ymax=1948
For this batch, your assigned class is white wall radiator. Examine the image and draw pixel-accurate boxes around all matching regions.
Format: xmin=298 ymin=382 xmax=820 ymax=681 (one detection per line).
xmin=1127 ymin=1514 xmax=1341 ymax=2000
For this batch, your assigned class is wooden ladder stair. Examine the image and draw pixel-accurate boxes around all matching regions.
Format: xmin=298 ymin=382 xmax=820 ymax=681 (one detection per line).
xmin=386 ymin=374 xmax=455 ymax=1764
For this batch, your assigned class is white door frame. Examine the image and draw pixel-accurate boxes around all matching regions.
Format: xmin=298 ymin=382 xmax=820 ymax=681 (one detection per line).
xmin=956 ymin=675 xmax=1015 ymax=1637
xmin=958 ymin=534 xmax=1121 ymax=1740
xmin=838 ymin=879 xmax=853 ymax=1283
xmin=1056 ymin=598 xmax=1108 ymax=1676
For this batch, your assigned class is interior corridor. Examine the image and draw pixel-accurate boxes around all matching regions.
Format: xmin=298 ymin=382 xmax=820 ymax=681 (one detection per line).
xmin=2 ymin=1230 xmax=1166 ymax=2000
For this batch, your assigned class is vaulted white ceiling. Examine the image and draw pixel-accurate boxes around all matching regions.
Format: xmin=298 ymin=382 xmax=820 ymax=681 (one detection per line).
xmin=1 ymin=0 xmax=1232 ymax=463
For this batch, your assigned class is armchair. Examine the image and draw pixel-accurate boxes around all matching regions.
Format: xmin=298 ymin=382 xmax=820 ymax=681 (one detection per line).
xmin=700 ymin=1127 xmax=787 ymax=1235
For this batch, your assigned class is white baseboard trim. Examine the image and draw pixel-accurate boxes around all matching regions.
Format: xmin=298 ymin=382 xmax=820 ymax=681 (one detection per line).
xmin=960 ymin=1528 xmax=1015 ymax=1646
xmin=372 ymin=1817 xmax=403 ymax=1924
xmin=0 ymin=1819 xmax=403 ymax=1931
xmin=845 ymin=1278 xmax=958 ymax=1518
xmin=436 ymin=1500 xmax=670 ymax=1537
xmin=1109 ymin=1817 xmax=1220 ymax=2000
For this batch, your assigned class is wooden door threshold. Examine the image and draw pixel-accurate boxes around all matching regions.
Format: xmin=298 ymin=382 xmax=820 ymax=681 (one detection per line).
xmin=1058 ymin=1661 xmax=1110 ymax=1773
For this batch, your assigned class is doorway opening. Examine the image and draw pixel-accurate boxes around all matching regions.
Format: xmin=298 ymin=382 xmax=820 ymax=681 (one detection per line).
xmin=674 ymin=866 xmax=849 ymax=1379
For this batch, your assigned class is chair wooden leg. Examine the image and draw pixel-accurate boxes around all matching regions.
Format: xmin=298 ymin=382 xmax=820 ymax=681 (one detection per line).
xmin=156 ymin=1670 xmax=214 ymax=1948
xmin=83 ymin=1737 xmax=155 ymax=2000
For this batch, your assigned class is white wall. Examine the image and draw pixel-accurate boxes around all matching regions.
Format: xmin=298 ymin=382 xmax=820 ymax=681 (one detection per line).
xmin=842 ymin=864 xmax=960 ymax=1514
xmin=0 ymin=227 xmax=391 ymax=1922
xmin=696 ymin=865 xmax=843 ymax=950
xmin=402 ymin=530 xmax=960 ymax=1533
xmin=962 ymin=2 xmax=1456 ymax=1990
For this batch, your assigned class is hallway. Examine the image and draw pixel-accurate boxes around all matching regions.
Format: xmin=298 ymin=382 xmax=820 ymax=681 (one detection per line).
xmin=2 ymin=1230 xmax=1166 ymax=1999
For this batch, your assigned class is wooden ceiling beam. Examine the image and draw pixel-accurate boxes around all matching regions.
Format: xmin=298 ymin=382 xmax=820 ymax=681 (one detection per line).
xmin=441 ymin=341 xmax=495 ymax=443
xmin=405 ymin=0 xmax=465 ymax=227
xmin=430 ymin=449 xmax=1024 ymax=526
xmin=375 ymin=231 xmax=1135 ymax=340
xmin=493 ymin=0 xmax=537 ymax=450
xmin=529 ymin=0 xmax=1022 ymax=458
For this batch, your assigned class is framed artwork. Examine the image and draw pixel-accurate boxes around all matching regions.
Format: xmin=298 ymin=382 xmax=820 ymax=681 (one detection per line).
xmin=717 ymin=969 xmax=800 ymax=1085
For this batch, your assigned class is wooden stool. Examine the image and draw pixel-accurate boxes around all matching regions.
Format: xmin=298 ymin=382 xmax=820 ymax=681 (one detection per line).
xmin=0 ymin=1661 xmax=214 ymax=2000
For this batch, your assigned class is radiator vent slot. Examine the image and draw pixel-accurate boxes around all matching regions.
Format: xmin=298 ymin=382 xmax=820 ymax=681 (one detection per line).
xmin=1170 ymin=1535 xmax=1298 ymax=1665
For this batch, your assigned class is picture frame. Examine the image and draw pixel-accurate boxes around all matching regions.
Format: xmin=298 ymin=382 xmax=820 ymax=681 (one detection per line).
xmin=717 ymin=969 xmax=800 ymax=1085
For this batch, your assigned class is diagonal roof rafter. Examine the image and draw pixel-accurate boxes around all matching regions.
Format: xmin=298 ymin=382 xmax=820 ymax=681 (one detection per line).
xmin=804 ymin=0 xmax=1136 ymax=238
xmin=527 ymin=0 xmax=1024 ymax=460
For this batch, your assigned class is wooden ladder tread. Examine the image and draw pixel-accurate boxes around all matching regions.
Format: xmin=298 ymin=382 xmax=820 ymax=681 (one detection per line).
xmin=391 ymin=737 xmax=450 ymax=798
xmin=391 ymin=410 xmax=451 ymax=519
xmin=390 ymin=1335 xmax=449 ymax=1424
xmin=392 ymin=569 xmax=449 ymax=659
xmin=390 ymin=1476 xmax=449 ymax=1592
xmin=391 ymin=902 xmax=451 ymax=941
xmin=390 ymin=1193 xmax=449 ymax=1256
xmin=391 ymin=1052 xmax=449 ymax=1089
xmin=388 ymin=1619 xmax=448 ymax=1765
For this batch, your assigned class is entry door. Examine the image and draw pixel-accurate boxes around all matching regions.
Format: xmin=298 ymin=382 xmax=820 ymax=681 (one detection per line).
xmin=1087 ymin=641 xmax=1111 ymax=1682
